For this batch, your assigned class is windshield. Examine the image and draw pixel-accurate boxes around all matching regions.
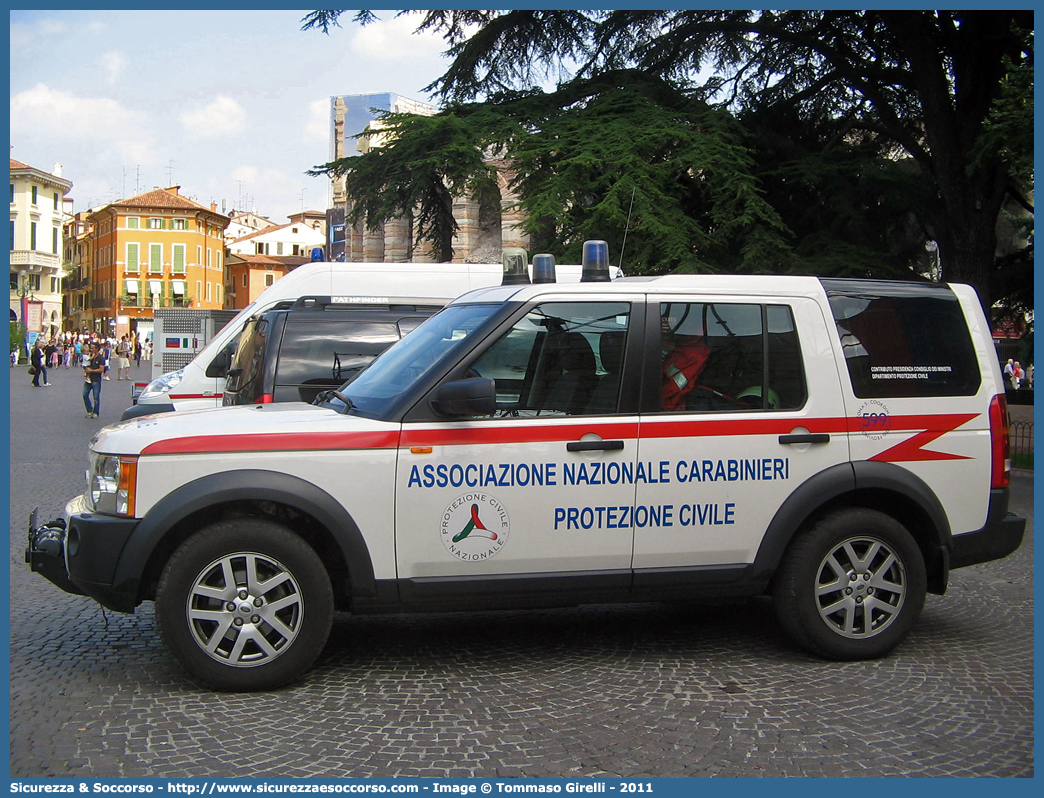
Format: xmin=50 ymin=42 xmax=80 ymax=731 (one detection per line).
xmin=341 ymin=303 xmax=502 ymax=414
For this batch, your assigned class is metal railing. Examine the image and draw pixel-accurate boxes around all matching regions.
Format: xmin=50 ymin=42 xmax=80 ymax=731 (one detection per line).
xmin=118 ymin=294 xmax=194 ymax=308
xmin=1011 ymin=420 xmax=1034 ymax=470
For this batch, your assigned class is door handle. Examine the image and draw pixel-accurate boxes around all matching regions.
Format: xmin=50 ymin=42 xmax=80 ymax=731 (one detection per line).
xmin=567 ymin=440 xmax=625 ymax=452
xmin=778 ymin=433 xmax=830 ymax=445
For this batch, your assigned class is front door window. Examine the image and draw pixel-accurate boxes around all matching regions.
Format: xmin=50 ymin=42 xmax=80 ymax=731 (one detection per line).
xmin=468 ymin=301 xmax=631 ymax=417
xmin=395 ymin=300 xmax=638 ymax=583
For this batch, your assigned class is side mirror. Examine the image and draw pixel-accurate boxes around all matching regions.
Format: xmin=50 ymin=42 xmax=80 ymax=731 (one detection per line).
xmin=205 ymin=340 xmax=238 ymax=378
xmin=224 ymin=367 xmax=243 ymax=391
xmin=432 ymin=377 xmax=496 ymax=417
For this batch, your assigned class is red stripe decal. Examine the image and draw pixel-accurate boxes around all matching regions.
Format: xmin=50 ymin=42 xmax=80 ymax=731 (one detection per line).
xmin=849 ymin=413 xmax=979 ymax=434
xmin=139 ymin=413 xmax=978 ymax=457
xmin=869 ymin=413 xmax=978 ymax=463
xmin=142 ymin=430 xmax=400 ymax=455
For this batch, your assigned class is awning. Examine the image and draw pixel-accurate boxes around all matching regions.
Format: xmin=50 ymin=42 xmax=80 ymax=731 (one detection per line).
xmin=172 ymin=280 xmax=186 ymax=295
xmin=125 ymin=279 xmax=139 ymax=294
xmin=148 ymin=280 xmax=163 ymax=295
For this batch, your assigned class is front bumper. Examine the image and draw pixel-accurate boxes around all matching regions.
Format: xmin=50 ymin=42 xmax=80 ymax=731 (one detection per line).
xmin=25 ymin=496 xmax=141 ymax=613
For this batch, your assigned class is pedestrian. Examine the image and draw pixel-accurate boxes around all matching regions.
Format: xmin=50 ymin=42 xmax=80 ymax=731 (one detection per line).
xmin=115 ymin=334 xmax=132 ymax=380
xmin=47 ymin=339 xmax=59 ymax=369
xmin=30 ymin=339 xmax=49 ymax=387
xmin=82 ymin=341 xmax=105 ymax=418
xmin=1011 ymin=361 xmax=1023 ymax=390
xmin=134 ymin=337 xmax=142 ymax=367
xmin=102 ymin=340 xmax=112 ymax=380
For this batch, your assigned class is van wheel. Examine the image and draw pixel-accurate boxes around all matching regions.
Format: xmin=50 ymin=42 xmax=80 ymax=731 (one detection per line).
xmin=156 ymin=519 xmax=333 ymax=691
xmin=774 ymin=508 xmax=926 ymax=660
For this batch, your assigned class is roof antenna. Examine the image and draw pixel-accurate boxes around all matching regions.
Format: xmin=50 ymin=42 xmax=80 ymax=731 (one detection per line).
xmin=618 ymin=186 xmax=637 ymax=274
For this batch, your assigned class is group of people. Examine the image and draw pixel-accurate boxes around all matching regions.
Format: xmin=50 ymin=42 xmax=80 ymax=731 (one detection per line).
xmin=19 ymin=331 xmax=154 ymax=418
xmin=1004 ymin=359 xmax=1033 ymax=391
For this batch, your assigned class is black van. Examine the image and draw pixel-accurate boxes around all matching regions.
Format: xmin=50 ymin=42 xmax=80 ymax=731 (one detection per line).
xmin=222 ymin=296 xmax=440 ymax=406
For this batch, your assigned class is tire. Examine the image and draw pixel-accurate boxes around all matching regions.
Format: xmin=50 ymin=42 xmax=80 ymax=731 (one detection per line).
xmin=773 ymin=508 xmax=926 ymax=660
xmin=156 ymin=518 xmax=334 ymax=691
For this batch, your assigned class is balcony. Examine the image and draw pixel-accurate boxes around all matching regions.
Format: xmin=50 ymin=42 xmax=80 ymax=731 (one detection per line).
xmin=10 ymin=250 xmax=61 ymax=271
xmin=120 ymin=294 xmax=194 ymax=309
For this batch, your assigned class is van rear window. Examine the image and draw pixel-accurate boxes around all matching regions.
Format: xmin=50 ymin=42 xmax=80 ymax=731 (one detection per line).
xmin=823 ymin=280 xmax=980 ymax=398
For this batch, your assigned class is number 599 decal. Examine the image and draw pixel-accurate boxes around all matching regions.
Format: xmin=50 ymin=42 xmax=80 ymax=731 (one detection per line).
xmin=857 ymin=400 xmax=891 ymax=440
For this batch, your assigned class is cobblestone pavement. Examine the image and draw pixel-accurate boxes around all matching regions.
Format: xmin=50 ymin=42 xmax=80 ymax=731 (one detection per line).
xmin=9 ymin=364 xmax=1034 ymax=779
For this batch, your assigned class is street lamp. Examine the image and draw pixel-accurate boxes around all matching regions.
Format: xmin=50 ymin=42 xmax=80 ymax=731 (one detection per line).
xmin=16 ymin=269 xmax=36 ymax=325
xmin=15 ymin=269 xmax=37 ymax=363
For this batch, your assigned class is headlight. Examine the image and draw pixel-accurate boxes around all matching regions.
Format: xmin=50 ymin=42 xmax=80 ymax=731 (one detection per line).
xmin=138 ymin=368 xmax=184 ymax=401
xmin=86 ymin=453 xmax=138 ymax=517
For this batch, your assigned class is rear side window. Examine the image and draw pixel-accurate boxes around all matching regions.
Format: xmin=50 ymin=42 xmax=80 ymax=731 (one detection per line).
xmin=657 ymin=302 xmax=806 ymax=412
xmin=275 ymin=319 xmax=401 ymax=385
xmin=824 ymin=282 xmax=980 ymax=398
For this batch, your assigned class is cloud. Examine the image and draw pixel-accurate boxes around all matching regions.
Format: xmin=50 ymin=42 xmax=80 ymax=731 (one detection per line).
xmin=99 ymin=51 xmax=127 ymax=85
xmin=10 ymin=17 xmax=68 ymax=46
xmin=231 ymin=165 xmax=297 ymax=190
xmin=228 ymin=164 xmax=326 ymax=214
xmin=10 ymin=83 xmax=157 ymax=166
xmin=349 ymin=15 xmax=446 ymax=62
xmin=179 ymin=96 xmax=247 ymax=139
xmin=305 ymin=99 xmax=330 ymax=144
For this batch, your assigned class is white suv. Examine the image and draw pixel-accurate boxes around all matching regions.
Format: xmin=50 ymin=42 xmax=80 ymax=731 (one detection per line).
xmin=28 ymin=247 xmax=1025 ymax=690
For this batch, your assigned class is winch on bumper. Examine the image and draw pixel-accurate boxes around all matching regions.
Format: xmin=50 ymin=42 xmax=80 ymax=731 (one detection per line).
xmin=25 ymin=508 xmax=84 ymax=597
xmin=25 ymin=495 xmax=140 ymax=611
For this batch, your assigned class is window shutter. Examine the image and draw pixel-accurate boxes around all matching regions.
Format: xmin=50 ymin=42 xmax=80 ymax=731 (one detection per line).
xmin=173 ymin=245 xmax=185 ymax=274
xmin=127 ymin=243 xmax=139 ymax=272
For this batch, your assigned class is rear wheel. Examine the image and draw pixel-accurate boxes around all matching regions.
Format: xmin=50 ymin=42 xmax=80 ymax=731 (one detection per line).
xmin=774 ymin=508 xmax=926 ymax=660
xmin=156 ymin=518 xmax=334 ymax=691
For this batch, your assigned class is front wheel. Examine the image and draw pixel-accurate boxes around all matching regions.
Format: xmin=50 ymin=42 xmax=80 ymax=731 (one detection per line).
xmin=774 ymin=508 xmax=926 ymax=660
xmin=156 ymin=519 xmax=334 ymax=691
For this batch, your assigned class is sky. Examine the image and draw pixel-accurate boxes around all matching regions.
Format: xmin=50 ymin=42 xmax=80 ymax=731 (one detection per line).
xmin=9 ymin=10 xmax=457 ymax=224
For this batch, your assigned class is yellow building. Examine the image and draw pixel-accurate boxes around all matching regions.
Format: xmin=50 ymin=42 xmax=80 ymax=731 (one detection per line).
xmin=88 ymin=187 xmax=229 ymax=338
xmin=62 ymin=210 xmax=95 ymax=333
xmin=9 ymin=159 xmax=73 ymax=338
